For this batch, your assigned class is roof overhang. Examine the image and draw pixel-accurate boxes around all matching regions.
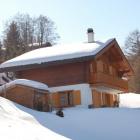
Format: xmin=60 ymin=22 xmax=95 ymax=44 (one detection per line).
xmin=0 ymin=55 xmax=96 ymax=72
xmin=0 ymin=39 xmax=115 ymax=72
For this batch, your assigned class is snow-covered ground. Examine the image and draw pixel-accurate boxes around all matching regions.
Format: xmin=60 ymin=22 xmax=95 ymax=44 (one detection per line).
xmin=0 ymin=97 xmax=69 ymax=140
xmin=1 ymin=93 xmax=140 ymax=140
xmin=120 ymin=93 xmax=140 ymax=108
xmin=15 ymin=93 xmax=140 ymax=140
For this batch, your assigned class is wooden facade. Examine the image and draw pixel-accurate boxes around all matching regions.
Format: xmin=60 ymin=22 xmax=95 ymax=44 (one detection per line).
xmin=16 ymin=62 xmax=89 ymax=87
xmin=16 ymin=55 xmax=129 ymax=92
xmin=92 ymin=89 xmax=118 ymax=107
xmin=0 ymin=84 xmax=49 ymax=111
xmin=51 ymin=90 xmax=81 ymax=108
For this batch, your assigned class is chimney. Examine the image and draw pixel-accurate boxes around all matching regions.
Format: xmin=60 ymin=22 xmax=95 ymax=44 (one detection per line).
xmin=87 ymin=28 xmax=94 ymax=43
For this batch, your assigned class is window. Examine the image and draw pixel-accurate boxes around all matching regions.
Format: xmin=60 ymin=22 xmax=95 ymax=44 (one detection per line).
xmin=60 ymin=91 xmax=73 ymax=107
xmin=60 ymin=93 xmax=68 ymax=106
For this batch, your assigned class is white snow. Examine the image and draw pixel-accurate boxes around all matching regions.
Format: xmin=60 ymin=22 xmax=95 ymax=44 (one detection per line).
xmin=120 ymin=93 xmax=140 ymax=108
xmin=15 ymin=104 xmax=140 ymax=140
xmin=0 ymin=97 xmax=70 ymax=140
xmin=0 ymin=94 xmax=140 ymax=140
xmin=0 ymin=79 xmax=49 ymax=92
xmin=0 ymin=38 xmax=114 ymax=68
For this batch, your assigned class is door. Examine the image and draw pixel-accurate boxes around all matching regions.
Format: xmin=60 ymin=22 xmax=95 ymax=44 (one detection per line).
xmin=34 ymin=92 xmax=43 ymax=111
xmin=92 ymin=90 xmax=102 ymax=107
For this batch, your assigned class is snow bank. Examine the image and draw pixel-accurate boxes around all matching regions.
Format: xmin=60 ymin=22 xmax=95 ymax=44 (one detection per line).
xmin=1 ymin=95 xmax=140 ymax=140
xmin=120 ymin=93 xmax=140 ymax=108
xmin=15 ymin=105 xmax=140 ymax=140
xmin=0 ymin=79 xmax=49 ymax=92
xmin=0 ymin=38 xmax=114 ymax=68
xmin=0 ymin=97 xmax=70 ymax=140
xmin=2 ymin=92 xmax=140 ymax=140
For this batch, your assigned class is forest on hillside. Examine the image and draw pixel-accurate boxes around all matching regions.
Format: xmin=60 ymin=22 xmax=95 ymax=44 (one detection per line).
xmin=0 ymin=13 xmax=59 ymax=61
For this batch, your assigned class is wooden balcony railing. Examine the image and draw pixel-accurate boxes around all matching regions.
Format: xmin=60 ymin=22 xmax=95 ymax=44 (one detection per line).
xmin=90 ymin=72 xmax=128 ymax=91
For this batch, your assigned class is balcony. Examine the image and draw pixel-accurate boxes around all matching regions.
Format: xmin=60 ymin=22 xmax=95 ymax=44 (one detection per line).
xmin=90 ymin=72 xmax=128 ymax=91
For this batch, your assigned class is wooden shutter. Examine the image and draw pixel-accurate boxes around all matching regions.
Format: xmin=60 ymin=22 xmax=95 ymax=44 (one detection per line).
xmin=73 ymin=90 xmax=81 ymax=105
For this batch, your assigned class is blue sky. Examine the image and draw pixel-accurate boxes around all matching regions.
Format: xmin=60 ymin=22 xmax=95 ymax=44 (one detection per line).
xmin=0 ymin=0 xmax=140 ymax=47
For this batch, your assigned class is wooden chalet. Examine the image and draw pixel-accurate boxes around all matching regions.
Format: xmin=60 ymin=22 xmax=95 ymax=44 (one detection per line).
xmin=0 ymin=28 xmax=133 ymax=110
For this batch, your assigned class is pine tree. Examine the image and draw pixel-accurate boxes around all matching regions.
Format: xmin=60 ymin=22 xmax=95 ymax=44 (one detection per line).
xmin=4 ymin=21 xmax=23 ymax=60
xmin=3 ymin=13 xmax=59 ymax=60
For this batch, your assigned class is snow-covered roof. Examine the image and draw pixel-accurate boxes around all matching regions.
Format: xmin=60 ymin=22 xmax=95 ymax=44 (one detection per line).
xmin=0 ymin=38 xmax=114 ymax=71
xmin=0 ymin=79 xmax=49 ymax=92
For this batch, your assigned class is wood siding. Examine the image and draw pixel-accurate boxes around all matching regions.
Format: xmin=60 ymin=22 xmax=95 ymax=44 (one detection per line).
xmin=89 ymin=47 xmax=129 ymax=91
xmin=92 ymin=89 xmax=118 ymax=107
xmin=73 ymin=90 xmax=81 ymax=105
xmin=51 ymin=90 xmax=81 ymax=108
xmin=90 ymin=72 xmax=128 ymax=91
xmin=51 ymin=92 xmax=61 ymax=108
xmin=17 ymin=62 xmax=89 ymax=87
xmin=5 ymin=85 xmax=34 ymax=108
xmin=0 ymin=85 xmax=49 ymax=111
xmin=92 ymin=90 xmax=102 ymax=107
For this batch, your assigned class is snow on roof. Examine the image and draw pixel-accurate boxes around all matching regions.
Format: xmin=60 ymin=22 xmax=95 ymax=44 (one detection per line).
xmin=0 ymin=38 xmax=114 ymax=69
xmin=0 ymin=79 xmax=49 ymax=92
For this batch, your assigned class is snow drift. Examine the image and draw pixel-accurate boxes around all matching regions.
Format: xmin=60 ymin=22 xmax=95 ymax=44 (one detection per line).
xmin=1 ymin=93 xmax=140 ymax=140
xmin=0 ymin=97 xmax=70 ymax=140
xmin=120 ymin=93 xmax=140 ymax=108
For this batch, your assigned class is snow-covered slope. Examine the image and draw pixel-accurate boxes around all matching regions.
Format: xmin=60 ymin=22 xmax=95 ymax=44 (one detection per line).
xmin=1 ymin=94 xmax=140 ymax=140
xmin=16 ymin=102 xmax=140 ymax=140
xmin=120 ymin=93 xmax=140 ymax=108
xmin=0 ymin=97 xmax=69 ymax=140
